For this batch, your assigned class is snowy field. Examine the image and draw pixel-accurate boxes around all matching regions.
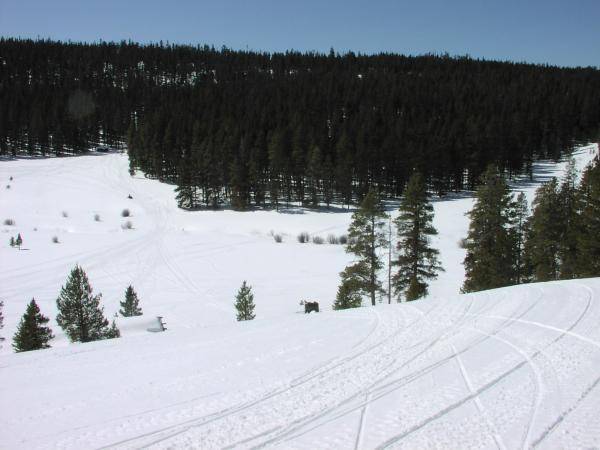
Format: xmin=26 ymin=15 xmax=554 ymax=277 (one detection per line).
xmin=0 ymin=144 xmax=599 ymax=449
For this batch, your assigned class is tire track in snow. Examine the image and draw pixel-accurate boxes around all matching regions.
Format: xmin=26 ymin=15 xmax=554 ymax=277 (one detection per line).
xmin=374 ymin=282 xmax=597 ymax=449
xmin=451 ymin=343 xmax=507 ymax=450
xmin=268 ymin=288 xmax=545 ymax=447
xmin=239 ymin=300 xmax=476 ymax=449
xmin=99 ymin=304 xmax=441 ymax=449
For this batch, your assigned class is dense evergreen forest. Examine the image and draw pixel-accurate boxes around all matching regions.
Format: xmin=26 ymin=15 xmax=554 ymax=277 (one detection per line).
xmin=2 ymin=38 xmax=600 ymax=209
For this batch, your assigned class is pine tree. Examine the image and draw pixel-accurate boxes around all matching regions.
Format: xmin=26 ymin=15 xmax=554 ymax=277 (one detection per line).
xmin=512 ymin=191 xmax=529 ymax=284
xmin=15 ymin=233 xmax=22 ymax=249
xmin=12 ymin=298 xmax=54 ymax=352
xmin=577 ymin=157 xmax=600 ymax=277
xmin=56 ymin=265 xmax=115 ymax=342
xmin=306 ymin=145 xmax=322 ymax=207
xmin=557 ymin=160 xmax=580 ymax=279
xmin=462 ymin=166 xmax=517 ymax=292
xmin=235 ymin=281 xmax=255 ymax=321
xmin=9 ymin=236 xmax=15 ymax=247
xmin=392 ymin=172 xmax=443 ymax=301
xmin=524 ymin=178 xmax=563 ymax=281
xmin=342 ymin=189 xmax=389 ymax=305
xmin=175 ymin=157 xmax=198 ymax=210
xmin=120 ymin=285 xmax=143 ymax=317
xmin=105 ymin=319 xmax=121 ymax=339
xmin=332 ymin=268 xmax=363 ymax=310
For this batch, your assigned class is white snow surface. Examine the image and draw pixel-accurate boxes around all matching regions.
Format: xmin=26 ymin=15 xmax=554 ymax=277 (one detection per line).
xmin=0 ymin=144 xmax=599 ymax=449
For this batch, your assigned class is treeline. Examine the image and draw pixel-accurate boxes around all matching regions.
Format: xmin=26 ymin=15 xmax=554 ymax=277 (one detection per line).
xmin=463 ymin=155 xmax=600 ymax=292
xmin=2 ymin=38 xmax=600 ymax=208
xmin=332 ymin=154 xmax=600 ymax=309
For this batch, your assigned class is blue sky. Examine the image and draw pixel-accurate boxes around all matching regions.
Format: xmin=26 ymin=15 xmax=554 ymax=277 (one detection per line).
xmin=1 ymin=0 xmax=599 ymax=67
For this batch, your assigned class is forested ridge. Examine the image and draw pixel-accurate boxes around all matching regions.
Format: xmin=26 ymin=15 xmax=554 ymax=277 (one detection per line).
xmin=2 ymin=38 xmax=600 ymax=209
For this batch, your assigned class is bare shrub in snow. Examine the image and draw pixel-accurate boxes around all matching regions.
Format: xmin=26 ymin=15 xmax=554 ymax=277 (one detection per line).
xmin=273 ymin=233 xmax=283 ymax=243
xmin=297 ymin=232 xmax=310 ymax=243
xmin=312 ymin=236 xmax=324 ymax=245
xmin=94 ymin=214 xmax=101 ymax=222
xmin=327 ymin=234 xmax=339 ymax=245
xmin=339 ymin=235 xmax=348 ymax=245
xmin=121 ymin=209 xmax=131 ymax=217
xmin=121 ymin=220 xmax=133 ymax=230
xmin=52 ymin=236 xmax=59 ymax=244
xmin=5 ymin=185 xmax=10 ymax=189
xmin=62 ymin=211 xmax=68 ymax=218
xmin=3 ymin=219 xmax=15 ymax=226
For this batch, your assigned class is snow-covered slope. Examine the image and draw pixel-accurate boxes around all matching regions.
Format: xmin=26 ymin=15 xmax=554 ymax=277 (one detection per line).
xmin=0 ymin=144 xmax=599 ymax=449
xmin=1 ymin=145 xmax=597 ymax=345
xmin=2 ymin=279 xmax=600 ymax=449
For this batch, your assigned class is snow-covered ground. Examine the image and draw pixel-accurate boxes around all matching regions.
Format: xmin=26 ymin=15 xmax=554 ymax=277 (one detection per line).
xmin=0 ymin=144 xmax=598 ymax=449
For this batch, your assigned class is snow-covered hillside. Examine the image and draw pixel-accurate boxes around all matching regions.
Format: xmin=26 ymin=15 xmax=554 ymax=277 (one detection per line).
xmin=2 ymin=279 xmax=600 ymax=449
xmin=0 ymin=144 xmax=599 ymax=448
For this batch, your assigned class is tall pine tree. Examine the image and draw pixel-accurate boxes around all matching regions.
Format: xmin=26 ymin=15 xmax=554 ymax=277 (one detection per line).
xmin=56 ymin=265 xmax=117 ymax=342
xmin=511 ymin=191 xmax=529 ymax=284
xmin=341 ymin=189 xmax=389 ymax=306
xmin=462 ymin=166 xmax=517 ymax=292
xmin=577 ymin=157 xmax=600 ymax=277
xmin=524 ymin=178 xmax=563 ymax=282
xmin=235 ymin=281 xmax=256 ymax=321
xmin=557 ymin=160 xmax=581 ymax=279
xmin=392 ymin=172 xmax=443 ymax=301
xmin=12 ymin=298 xmax=54 ymax=352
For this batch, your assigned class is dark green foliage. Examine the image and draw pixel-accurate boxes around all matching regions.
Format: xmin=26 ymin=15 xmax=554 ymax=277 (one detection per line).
xmin=15 ymin=233 xmax=22 ymax=249
xmin=332 ymin=269 xmax=363 ymax=310
xmin=120 ymin=285 xmax=143 ymax=317
xmin=577 ymin=157 xmax=600 ymax=277
xmin=105 ymin=319 xmax=121 ymax=339
xmin=56 ymin=265 xmax=116 ymax=342
xmin=175 ymin=160 xmax=199 ymax=210
xmin=9 ymin=236 xmax=15 ymax=247
xmin=557 ymin=160 xmax=581 ymax=279
xmin=12 ymin=298 xmax=54 ymax=352
xmin=524 ymin=179 xmax=563 ymax=281
xmin=392 ymin=172 xmax=443 ymax=301
xmin=235 ymin=281 xmax=255 ymax=321
xmin=462 ymin=166 xmax=517 ymax=293
xmin=341 ymin=189 xmax=389 ymax=306
xmin=511 ymin=192 xmax=529 ymax=284
xmin=3 ymin=39 xmax=600 ymax=209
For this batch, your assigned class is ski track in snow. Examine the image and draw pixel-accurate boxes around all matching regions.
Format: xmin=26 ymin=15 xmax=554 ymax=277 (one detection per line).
xmin=1 ymin=144 xmax=600 ymax=449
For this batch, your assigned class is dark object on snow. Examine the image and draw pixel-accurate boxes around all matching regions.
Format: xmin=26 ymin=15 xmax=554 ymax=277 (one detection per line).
xmin=127 ymin=194 xmax=133 ymax=199
xmin=304 ymin=301 xmax=319 ymax=314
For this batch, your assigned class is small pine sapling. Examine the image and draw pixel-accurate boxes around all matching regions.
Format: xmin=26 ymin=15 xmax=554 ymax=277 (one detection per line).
xmin=15 ymin=233 xmax=22 ymax=250
xmin=235 ymin=281 xmax=256 ymax=321
xmin=105 ymin=319 xmax=121 ymax=339
xmin=120 ymin=285 xmax=143 ymax=317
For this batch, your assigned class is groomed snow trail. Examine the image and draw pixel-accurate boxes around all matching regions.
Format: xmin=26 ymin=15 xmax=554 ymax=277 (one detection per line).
xmin=2 ymin=279 xmax=600 ymax=449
